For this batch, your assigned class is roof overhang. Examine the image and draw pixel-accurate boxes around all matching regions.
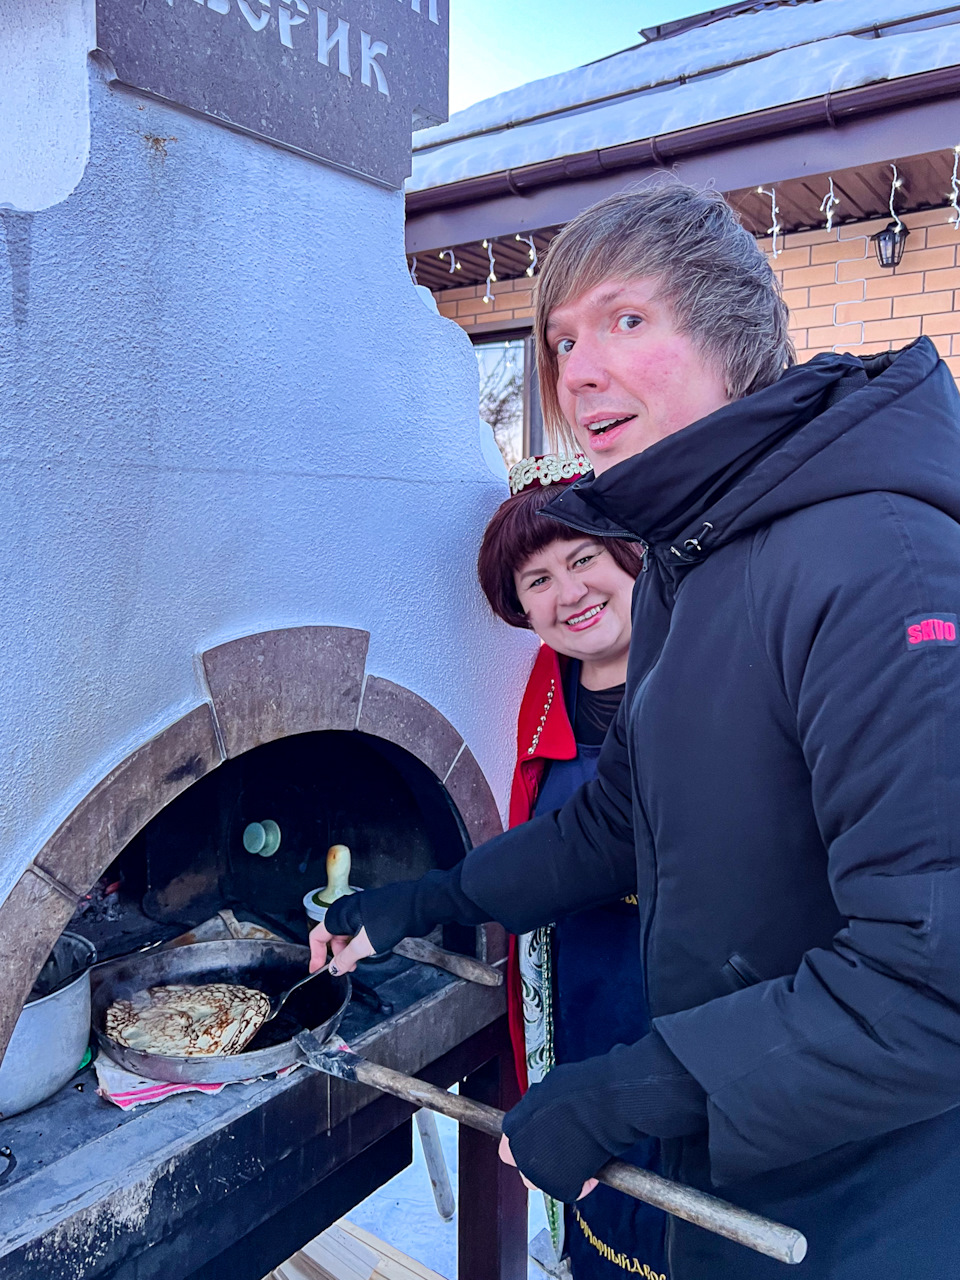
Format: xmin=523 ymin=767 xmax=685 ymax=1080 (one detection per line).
xmin=405 ymin=66 xmax=960 ymax=257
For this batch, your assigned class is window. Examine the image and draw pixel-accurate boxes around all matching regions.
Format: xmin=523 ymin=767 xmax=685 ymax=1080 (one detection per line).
xmin=473 ymin=334 xmax=544 ymax=468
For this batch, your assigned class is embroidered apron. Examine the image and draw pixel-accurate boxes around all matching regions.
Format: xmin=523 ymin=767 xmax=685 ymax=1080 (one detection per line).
xmin=527 ymin=747 xmax=667 ymax=1280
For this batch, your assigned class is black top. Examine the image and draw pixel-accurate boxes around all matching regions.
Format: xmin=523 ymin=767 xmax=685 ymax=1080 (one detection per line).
xmin=572 ymin=680 xmax=625 ymax=746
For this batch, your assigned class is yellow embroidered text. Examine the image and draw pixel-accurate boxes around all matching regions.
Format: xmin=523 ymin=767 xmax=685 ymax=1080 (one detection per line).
xmin=573 ymin=1206 xmax=666 ymax=1279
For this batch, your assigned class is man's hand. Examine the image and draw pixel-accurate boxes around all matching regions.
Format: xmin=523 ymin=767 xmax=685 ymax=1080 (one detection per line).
xmin=498 ymin=1133 xmax=598 ymax=1201
xmin=308 ymin=922 xmax=376 ymax=975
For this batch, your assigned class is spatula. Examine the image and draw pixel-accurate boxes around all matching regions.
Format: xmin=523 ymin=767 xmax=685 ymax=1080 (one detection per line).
xmin=235 ymin=967 xmax=328 ymax=1047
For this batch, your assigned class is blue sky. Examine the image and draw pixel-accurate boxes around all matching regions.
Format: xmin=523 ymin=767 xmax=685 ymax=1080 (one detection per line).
xmin=449 ymin=0 xmax=710 ymax=113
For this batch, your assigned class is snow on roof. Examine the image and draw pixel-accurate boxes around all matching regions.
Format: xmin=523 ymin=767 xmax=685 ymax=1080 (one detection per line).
xmin=410 ymin=0 xmax=960 ymax=193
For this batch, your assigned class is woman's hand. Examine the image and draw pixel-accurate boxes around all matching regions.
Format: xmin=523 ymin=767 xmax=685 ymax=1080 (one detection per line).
xmin=308 ymin=922 xmax=376 ymax=975
xmin=498 ymin=1133 xmax=598 ymax=1200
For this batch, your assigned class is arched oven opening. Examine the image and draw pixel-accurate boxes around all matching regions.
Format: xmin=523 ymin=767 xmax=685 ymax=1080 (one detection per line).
xmin=77 ymin=728 xmax=476 ymax=967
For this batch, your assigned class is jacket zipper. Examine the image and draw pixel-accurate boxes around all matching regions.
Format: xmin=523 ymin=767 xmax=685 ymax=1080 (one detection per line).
xmin=724 ymin=952 xmax=763 ymax=988
xmin=627 ymin=668 xmax=658 ymax=1017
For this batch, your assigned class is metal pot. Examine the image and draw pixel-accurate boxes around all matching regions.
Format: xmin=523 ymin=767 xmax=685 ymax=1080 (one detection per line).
xmin=91 ymin=939 xmax=351 ymax=1085
xmin=0 ymin=932 xmax=96 ymax=1117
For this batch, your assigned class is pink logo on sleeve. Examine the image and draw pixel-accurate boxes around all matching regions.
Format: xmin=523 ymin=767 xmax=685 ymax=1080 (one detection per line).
xmin=905 ymin=613 xmax=959 ymax=649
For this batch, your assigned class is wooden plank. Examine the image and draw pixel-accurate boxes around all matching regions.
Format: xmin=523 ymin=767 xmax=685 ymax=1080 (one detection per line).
xmin=299 ymin=1224 xmax=379 ymax=1280
xmin=276 ymin=1258 xmax=325 ymax=1280
xmin=267 ymin=1220 xmax=449 ymax=1280
xmin=338 ymin=1221 xmax=448 ymax=1280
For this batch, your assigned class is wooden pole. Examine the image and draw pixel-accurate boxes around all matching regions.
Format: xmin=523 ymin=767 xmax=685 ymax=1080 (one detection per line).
xmin=414 ymin=1109 xmax=456 ymax=1222
xmin=296 ymin=1033 xmax=808 ymax=1268
xmin=459 ymin=1048 xmax=527 ymax=1280
xmin=392 ymin=937 xmax=503 ymax=987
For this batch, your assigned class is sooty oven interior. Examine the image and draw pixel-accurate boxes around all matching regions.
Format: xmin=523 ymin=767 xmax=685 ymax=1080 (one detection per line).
xmin=0 ymin=721 xmax=521 ymax=1280
xmin=79 ymin=728 xmax=474 ymax=963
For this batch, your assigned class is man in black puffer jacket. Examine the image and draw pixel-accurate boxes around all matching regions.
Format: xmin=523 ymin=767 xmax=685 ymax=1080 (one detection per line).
xmin=313 ymin=183 xmax=960 ymax=1278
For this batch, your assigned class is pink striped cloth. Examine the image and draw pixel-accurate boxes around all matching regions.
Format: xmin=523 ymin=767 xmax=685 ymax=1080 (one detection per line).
xmin=94 ymin=1054 xmax=299 ymax=1110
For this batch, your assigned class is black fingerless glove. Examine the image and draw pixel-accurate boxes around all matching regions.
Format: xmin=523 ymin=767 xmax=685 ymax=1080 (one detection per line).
xmin=323 ymin=863 xmax=488 ymax=954
xmin=502 ymin=1030 xmax=708 ymax=1203
xmin=323 ymin=808 xmax=623 ymax=954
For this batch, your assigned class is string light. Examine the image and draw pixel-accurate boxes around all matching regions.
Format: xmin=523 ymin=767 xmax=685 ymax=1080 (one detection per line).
xmin=515 ymin=233 xmax=538 ymax=277
xmin=409 ymin=255 xmax=418 ymax=286
xmin=819 ymin=177 xmax=840 ymax=233
xmin=758 ymin=186 xmax=782 ymax=258
xmin=948 ymin=146 xmax=960 ymax=230
xmin=482 ymin=238 xmax=497 ymax=304
xmin=888 ymin=163 xmax=904 ymax=234
xmin=439 ymin=248 xmax=461 ymax=274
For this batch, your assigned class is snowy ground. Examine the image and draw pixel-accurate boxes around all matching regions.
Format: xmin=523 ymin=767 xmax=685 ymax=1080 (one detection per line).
xmin=346 ymin=1109 xmax=548 ymax=1279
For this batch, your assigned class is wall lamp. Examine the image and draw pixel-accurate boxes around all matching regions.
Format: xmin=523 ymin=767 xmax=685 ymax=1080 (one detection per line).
xmin=871 ymin=221 xmax=910 ymax=269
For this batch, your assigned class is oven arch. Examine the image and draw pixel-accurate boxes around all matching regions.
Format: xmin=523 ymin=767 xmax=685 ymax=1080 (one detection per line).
xmin=0 ymin=626 xmax=503 ymax=1065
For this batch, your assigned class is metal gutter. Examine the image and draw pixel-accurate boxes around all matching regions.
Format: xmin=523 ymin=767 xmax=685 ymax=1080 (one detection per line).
xmin=406 ymin=64 xmax=960 ymax=215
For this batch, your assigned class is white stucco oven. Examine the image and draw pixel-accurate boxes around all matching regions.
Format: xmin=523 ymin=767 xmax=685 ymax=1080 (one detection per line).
xmin=0 ymin=5 xmax=535 ymax=1277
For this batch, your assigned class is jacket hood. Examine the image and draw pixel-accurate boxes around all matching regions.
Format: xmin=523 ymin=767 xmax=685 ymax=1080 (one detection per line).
xmin=543 ymin=338 xmax=960 ymax=557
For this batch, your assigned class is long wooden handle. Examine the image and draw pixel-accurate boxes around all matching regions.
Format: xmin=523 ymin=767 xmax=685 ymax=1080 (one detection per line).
xmin=392 ymin=937 xmax=503 ymax=987
xmin=298 ymin=1035 xmax=807 ymax=1267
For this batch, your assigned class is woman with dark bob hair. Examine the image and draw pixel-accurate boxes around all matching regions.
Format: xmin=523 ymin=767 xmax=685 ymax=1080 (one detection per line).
xmin=477 ymin=457 xmax=665 ymax=1280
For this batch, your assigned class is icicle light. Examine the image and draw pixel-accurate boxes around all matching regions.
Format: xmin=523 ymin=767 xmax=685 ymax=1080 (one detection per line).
xmin=869 ymin=163 xmax=910 ymax=269
xmin=887 ymin=163 xmax=904 ymax=234
xmin=948 ymin=146 xmax=960 ymax=230
xmin=758 ymin=186 xmax=782 ymax=258
xmin=409 ymin=255 xmax=418 ymax=285
xmin=482 ymin=238 xmax=497 ymax=304
xmin=515 ymin=233 xmax=539 ymax=277
xmin=439 ymin=248 xmax=461 ymax=274
xmin=819 ymin=177 xmax=840 ymax=233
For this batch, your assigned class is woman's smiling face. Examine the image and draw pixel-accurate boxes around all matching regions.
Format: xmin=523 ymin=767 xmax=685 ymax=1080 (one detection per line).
xmin=514 ymin=537 xmax=635 ymax=666
xmin=547 ymin=276 xmax=730 ymax=474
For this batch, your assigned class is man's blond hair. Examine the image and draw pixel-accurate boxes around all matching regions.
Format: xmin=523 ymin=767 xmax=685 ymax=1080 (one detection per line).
xmin=535 ymin=180 xmax=795 ymax=448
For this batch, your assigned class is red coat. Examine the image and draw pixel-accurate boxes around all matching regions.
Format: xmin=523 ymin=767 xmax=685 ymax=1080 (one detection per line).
xmin=506 ymin=643 xmax=577 ymax=1091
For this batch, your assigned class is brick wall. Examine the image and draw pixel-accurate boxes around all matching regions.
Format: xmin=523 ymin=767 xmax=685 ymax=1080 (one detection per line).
xmin=764 ymin=208 xmax=960 ymax=379
xmin=435 ymin=276 xmax=534 ymax=329
xmin=434 ymin=208 xmax=960 ymax=382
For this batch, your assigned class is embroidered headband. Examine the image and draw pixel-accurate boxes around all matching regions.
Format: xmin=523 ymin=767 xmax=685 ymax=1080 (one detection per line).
xmin=508 ymin=453 xmax=590 ymax=496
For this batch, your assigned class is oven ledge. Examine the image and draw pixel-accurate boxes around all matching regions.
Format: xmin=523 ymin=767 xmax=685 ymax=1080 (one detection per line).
xmin=0 ymin=959 xmax=506 ymax=1280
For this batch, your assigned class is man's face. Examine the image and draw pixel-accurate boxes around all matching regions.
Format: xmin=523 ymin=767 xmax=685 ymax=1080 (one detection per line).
xmin=547 ymin=277 xmax=731 ymax=474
